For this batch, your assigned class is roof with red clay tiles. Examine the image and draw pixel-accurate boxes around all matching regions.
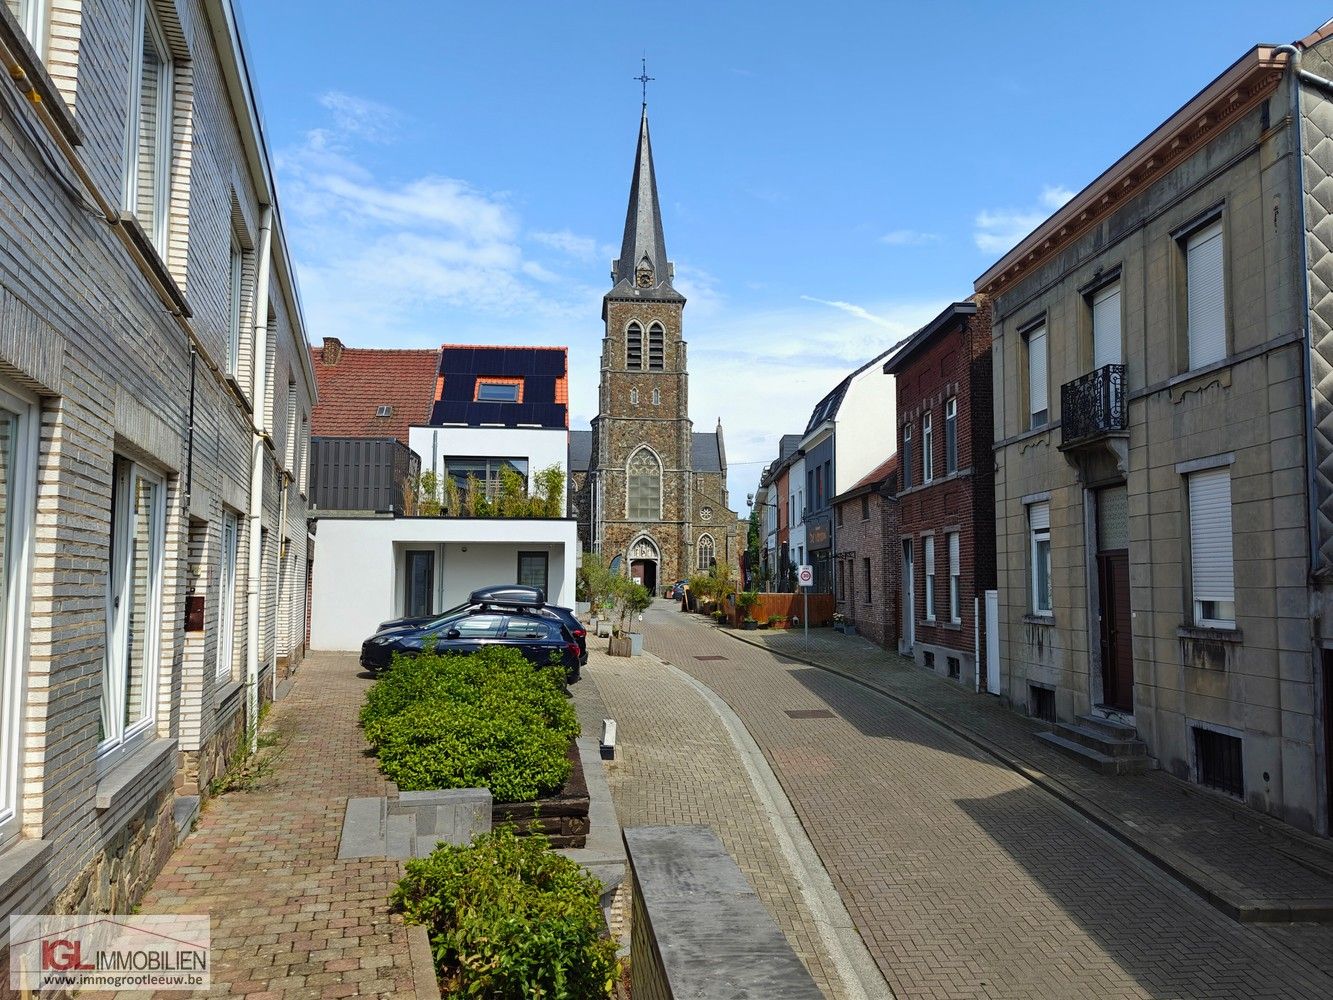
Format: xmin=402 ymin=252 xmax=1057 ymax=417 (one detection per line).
xmin=837 ymin=454 xmax=900 ymax=500
xmin=308 ymin=341 xmax=439 ymax=445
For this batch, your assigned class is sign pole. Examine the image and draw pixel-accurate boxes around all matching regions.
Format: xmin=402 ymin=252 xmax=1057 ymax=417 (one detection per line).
xmin=803 ymin=588 xmax=808 ymax=642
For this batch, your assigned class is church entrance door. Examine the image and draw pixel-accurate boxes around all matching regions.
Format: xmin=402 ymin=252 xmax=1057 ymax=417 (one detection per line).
xmin=631 ymin=559 xmax=658 ymax=595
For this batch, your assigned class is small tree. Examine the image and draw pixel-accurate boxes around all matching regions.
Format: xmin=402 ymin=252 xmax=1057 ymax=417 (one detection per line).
xmin=577 ymin=551 xmax=616 ymax=614
xmin=737 ymin=590 xmax=760 ymax=623
xmin=442 ymin=474 xmax=460 ymax=515
xmin=496 ymin=466 xmax=527 ymax=517
xmin=532 ymin=464 xmax=565 ymax=517
xmin=610 ymin=577 xmax=651 ymax=636
xmin=417 ymin=470 xmax=442 ymax=516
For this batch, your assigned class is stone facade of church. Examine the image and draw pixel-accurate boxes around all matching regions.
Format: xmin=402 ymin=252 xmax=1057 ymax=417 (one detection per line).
xmin=570 ymin=109 xmax=738 ymax=594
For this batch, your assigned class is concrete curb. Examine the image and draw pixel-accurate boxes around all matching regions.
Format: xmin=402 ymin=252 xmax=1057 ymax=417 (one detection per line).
xmin=719 ymin=627 xmax=1333 ymax=925
xmin=406 ymin=921 xmax=441 ymax=999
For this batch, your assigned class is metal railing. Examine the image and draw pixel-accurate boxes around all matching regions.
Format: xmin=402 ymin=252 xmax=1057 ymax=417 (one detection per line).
xmin=1060 ymin=363 xmax=1127 ymax=445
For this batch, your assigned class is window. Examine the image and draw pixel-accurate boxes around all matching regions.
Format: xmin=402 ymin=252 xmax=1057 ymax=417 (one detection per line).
xmin=1030 ymin=685 xmax=1056 ymax=723
xmin=476 ymin=382 xmax=520 ymax=402
xmin=626 ymin=322 xmax=643 ymax=369
xmin=1186 ymin=220 xmax=1226 ymax=370
xmin=1027 ymin=326 xmax=1048 ymax=428
xmin=298 ymin=412 xmax=308 ymax=495
xmin=375 ymin=404 xmax=392 ymax=418
xmin=863 ymin=557 xmax=872 ymax=605
xmin=1029 ymin=501 xmax=1051 ymax=615
xmin=627 ymin=447 xmax=661 ymax=520
xmin=217 ymin=511 xmax=238 ymax=681
xmin=124 ymin=0 xmax=173 ymax=253
xmin=648 ymin=323 xmax=664 ymax=370
xmin=945 ymin=397 xmax=957 ymax=475
xmin=922 ymin=412 xmax=934 ymax=483
xmin=1193 ymin=725 xmax=1243 ymax=797
xmin=101 ymin=458 xmax=166 ymax=762
xmin=228 ymin=238 xmax=243 ymax=374
xmin=947 ymin=656 xmax=961 ymax=680
xmin=405 ymin=550 xmax=434 ymax=618
xmin=1188 ymin=468 xmax=1235 ymax=627
xmin=0 ymin=384 xmax=37 ymax=843
xmin=652 ymin=387 xmax=660 ymax=406
xmin=948 ymin=531 xmax=961 ymax=623
xmin=6 ymin=0 xmax=48 ymax=53
xmin=861 ymin=494 xmax=869 ymax=520
xmin=630 ymin=388 xmax=639 ymax=406
xmin=924 ymin=535 xmax=936 ymax=621
xmin=442 ymin=457 xmax=529 ymax=499
xmin=517 ymin=551 xmax=549 ymax=593
xmin=836 ymin=506 xmax=843 ymax=527
xmin=1092 ymin=281 xmax=1122 ymax=369
xmin=448 ymin=614 xmax=505 ymax=639
xmin=813 ymin=467 xmax=822 ymax=509
xmin=697 ymin=534 xmax=715 ymax=572
xmin=902 ymin=423 xmax=913 ymax=488
xmin=505 ymin=617 xmax=558 ymax=641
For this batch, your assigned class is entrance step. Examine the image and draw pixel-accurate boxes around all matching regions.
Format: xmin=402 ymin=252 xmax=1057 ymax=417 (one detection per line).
xmin=1057 ymin=720 xmax=1147 ymax=758
xmin=1034 ymin=730 xmax=1148 ymax=776
xmin=172 ymin=795 xmax=201 ymax=847
xmin=1077 ymin=713 xmax=1139 ymax=740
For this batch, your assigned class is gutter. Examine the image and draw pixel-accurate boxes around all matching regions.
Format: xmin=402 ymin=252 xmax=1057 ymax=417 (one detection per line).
xmin=245 ymin=206 xmax=274 ymax=751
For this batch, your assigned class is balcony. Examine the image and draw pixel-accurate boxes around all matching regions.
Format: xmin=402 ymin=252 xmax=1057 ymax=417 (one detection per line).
xmin=1059 ymin=364 xmax=1127 ymax=448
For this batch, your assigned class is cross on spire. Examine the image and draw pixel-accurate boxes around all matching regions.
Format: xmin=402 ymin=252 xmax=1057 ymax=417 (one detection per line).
xmin=634 ymin=57 xmax=654 ymax=109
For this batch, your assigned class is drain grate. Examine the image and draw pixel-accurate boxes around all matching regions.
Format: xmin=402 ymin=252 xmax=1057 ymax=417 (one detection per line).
xmin=785 ymin=709 xmax=836 ymax=719
xmin=694 ymin=655 xmax=727 ymax=661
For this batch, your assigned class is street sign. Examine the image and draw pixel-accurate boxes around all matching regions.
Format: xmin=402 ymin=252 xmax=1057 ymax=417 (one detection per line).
xmin=796 ymin=564 xmax=814 ymax=588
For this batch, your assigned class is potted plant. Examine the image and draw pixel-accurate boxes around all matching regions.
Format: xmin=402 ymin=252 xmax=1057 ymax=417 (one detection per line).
xmin=737 ymin=590 xmax=760 ymax=630
xmin=768 ymin=614 xmax=786 ymax=630
xmin=623 ymin=582 xmax=652 ymax=655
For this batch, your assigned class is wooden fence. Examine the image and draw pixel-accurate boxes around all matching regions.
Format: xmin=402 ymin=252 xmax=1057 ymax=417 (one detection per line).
xmin=728 ymin=592 xmax=835 ymax=627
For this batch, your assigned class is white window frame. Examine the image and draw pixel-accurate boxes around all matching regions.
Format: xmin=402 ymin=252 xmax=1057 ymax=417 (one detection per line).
xmin=1092 ymin=281 xmax=1122 ymax=370
xmin=0 ymin=383 xmax=39 ymax=847
xmin=902 ymin=422 xmax=913 ymax=488
xmin=99 ymin=459 xmax=166 ymax=768
xmin=924 ymin=535 xmax=936 ymax=622
xmin=922 ymin=412 xmax=934 ymax=483
xmin=1029 ymin=501 xmax=1052 ymax=616
xmin=228 ymin=238 xmax=243 ymax=374
xmin=1027 ymin=326 xmax=1048 ymax=428
xmin=217 ymin=510 xmax=238 ymax=682
xmin=1188 ymin=468 xmax=1236 ymax=628
xmin=948 ymin=530 xmax=961 ymax=624
xmin=1186 ymin=220 xmax=1226 ymax=371
xmin=10 ymin=0 xmax=48 ymax=55
xmin=122 ymin=0 xmax=174 ymax=255
xmin=944 ymin=397 xmax=957 ymax=475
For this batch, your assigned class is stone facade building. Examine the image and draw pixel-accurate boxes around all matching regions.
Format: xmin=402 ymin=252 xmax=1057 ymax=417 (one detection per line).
xmin=0 ymin=0 xmax=312 ymax=937
xmin=979 ymin=28 xmax=1333 ymax=833
xmin=885 ymin=300 xmax=995 ymax=687
xmin=832 ymin=456 xmax=900 ymax=651
xmin=570 ymin=108 xmax=737 ymax=592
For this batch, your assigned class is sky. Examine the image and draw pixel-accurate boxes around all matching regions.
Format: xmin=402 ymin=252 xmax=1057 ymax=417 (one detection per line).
xmin=236 ymin=1 xmax=1331 ymax=506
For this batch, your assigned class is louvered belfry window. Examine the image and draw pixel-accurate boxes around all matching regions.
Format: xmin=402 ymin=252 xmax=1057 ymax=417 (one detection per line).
xmin=1186 ymin=221 xmax=1226 ymax=370
xmin=648 ymin=324 xmax=665 ymax=370
xmin=626 ymin=323 xmax=643 ymax=370
xmin=1188 ymin=468 xmax=1235 ymax=627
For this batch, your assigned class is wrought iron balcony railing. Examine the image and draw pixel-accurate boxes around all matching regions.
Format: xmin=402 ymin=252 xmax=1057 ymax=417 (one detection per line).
xmin=1060 ymin=364 xmax=1126 ymax=446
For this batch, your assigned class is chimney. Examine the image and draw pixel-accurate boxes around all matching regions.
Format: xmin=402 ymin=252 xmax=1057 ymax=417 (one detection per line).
xmin=321 ymin=337 xmax=344 ymax=365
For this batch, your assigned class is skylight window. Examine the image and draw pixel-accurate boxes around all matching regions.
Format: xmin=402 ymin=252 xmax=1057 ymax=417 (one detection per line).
xmin=477 ymin=382 xmax=520 ymax=402
xmin=375 ymin=405 xmax=392 ymax=417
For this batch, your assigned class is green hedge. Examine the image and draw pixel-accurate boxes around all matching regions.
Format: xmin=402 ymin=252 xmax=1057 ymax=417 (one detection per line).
xmin=361 ymin=647 xmax=579 ymax=802
xmin=393 ymin=826 xmax=618 ymax=998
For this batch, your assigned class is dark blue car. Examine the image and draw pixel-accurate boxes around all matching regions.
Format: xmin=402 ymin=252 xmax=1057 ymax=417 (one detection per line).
xmin=359 ymin=608 xmax=581 ymax=680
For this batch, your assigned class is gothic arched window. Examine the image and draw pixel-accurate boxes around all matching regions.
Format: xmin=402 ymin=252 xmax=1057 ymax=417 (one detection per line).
xmin=697 ymin=533 xmax=715 ymax=572
xmin=626 ymin=322 xmax=643 ymax=370
xmin=626 ymin=447 xmax=661 ymax=521
xmin=648 ymin=323 xmax=664 ymax=370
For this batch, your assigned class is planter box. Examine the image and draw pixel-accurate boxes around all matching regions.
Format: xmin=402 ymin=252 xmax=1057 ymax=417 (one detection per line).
xmin=608 ymin=635 xmax=633 ymax=657
xmin=492 ymin=742 xmax=590 ymax=848
xmin=576 ymin=601 xmax=591 ymax=616
xmin=629 ymin=632 xmax=644 ymax=656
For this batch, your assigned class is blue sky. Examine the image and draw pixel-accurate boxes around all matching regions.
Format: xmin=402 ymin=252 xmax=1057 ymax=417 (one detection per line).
xmin=237 ymin=1 xmax=1331 ymax=503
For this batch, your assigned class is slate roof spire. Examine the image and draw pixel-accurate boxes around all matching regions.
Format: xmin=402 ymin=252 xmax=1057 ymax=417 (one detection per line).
xmin=611 ymin=107 xmax=673 ymax=292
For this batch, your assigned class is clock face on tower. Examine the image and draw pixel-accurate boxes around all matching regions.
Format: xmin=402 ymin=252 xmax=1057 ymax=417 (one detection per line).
xmin=636 ymin=268 xmax=653 ymax=288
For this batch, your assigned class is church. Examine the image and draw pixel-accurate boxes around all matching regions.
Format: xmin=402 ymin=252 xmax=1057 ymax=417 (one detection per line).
xmin=568 ymin=106 xmax=739 ymax=594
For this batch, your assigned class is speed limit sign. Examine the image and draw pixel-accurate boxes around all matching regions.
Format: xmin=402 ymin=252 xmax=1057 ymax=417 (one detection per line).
xmin=796 ymin=564 xmax=814 ymax=588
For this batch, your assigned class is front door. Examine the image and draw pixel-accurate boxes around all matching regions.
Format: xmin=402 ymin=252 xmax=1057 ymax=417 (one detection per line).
xmin=405 ymin=550 xmax=434 ymax=618
xmin=902 ymin=539 xmax=915 ymax=651
xmin=1095 ymin=485 xmax=1132 ymax=711
xmin=631 ymin=559 xmax=657 ymax=595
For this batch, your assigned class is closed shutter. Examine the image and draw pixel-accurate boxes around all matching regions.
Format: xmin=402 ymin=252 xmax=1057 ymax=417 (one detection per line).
xmin=1187 ymin=222 xmax=1226 ymax=369
xmin=1029 ymin=501 xmax=1050 ymax=532
xmin=1188 ymin=469 xmax=1234 ymax=604
xmin=1092 ymin=283 xmax=1121 ymax=369
xmin=1028 ymin=328 xmax=1048 ymax=419
xmin=949 ymin=531 xmax=960 ymax=576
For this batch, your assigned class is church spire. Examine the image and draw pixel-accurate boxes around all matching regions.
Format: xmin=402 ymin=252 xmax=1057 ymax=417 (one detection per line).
xmin=611 ymin=106 xmax=673 ymax=292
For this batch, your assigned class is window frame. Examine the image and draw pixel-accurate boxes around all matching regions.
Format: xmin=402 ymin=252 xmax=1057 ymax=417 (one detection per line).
xmin=122 ymin=0 xmax=174 ymax=255
xmin=216 ymin=509 xmax=238 ymax=682
xmin=626 ymin=446 xmax=662 ymax=521
xmin=902 ymin=423 xmax=913 ymax=488
xmin=476 ymin=381 xmax=520 ymax=403
xmin=0 ymin=382 xmax=39 ymax=848
xmin=99 ymin=457 xmax=167 ymax=770
xmin=944 ymin=397 xmax=957 ymax=475
xmin=1090 ymin=279 xmax=1123 ymax=370
xmin=648 ymin=323 xmax=665 ymax=371
xmin=227 ymin=237 xmax=243 ymax=375
xmin=922 ymin=411 xmax=934 ymax=483
xmin=1187 ymin=467 xmax=1236 ymax=628
xmin=924 ymin=534 xmax=936 ymax=622
xmin=10 ymin=0 xmax=48 ymax=58
xmin=1025 ymin=325 xmax=1049 ymax=429
xmin=1028 ymin=502 xmax=1052 ymax=616
xmin=625 ymin=322 xmax=643 ymax=370
xmin=863 ymin=556 xmax=872 ymax=605
xmin=516 ymin=551 xmax=549 ymax=594
xmin=1183 ymin=218 xmax=1227 ymax=372
xmin=948 ymin=530 xmax=961 ymax=624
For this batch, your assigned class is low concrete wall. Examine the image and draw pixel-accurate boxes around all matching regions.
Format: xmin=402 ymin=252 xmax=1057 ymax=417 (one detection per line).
xmin=623 ymin=825 xmax=823 ymax=1000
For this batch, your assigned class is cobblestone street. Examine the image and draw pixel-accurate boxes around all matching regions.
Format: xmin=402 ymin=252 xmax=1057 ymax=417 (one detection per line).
xmin=635 ymin=601 xmax=1333 ymax=1000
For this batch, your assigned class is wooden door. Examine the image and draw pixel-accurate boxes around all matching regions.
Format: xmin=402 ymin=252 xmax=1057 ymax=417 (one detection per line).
xmin=1097 ymin=550 xmax=1133 ymax=711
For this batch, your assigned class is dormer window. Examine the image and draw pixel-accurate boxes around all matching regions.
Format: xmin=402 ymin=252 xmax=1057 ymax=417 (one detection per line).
xmin=375 ymin=405 xmax=392 ymax=417
xmin=476 ymin=382 xmax=520 ymax=403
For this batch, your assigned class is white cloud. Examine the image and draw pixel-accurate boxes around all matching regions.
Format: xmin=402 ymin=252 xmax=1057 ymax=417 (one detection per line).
xmin=799 ymin=295 xmax=899 ymax=330
xmin=973 ymin=184 xmax=1075 ymax=254
xmin=317 ymin=91 xmax=402 ymax=144
xmin=530 ymin=229 xmax=599 ymax=260
xmin=879 ymin=229 xmax=940 ymax=246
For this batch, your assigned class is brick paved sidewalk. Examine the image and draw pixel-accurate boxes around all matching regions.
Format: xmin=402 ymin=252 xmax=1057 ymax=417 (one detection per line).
xmin=579 ymin=645 xmax=865 ymax=1000
xmin=719 ymin=620 xmax=1333 ymax=923
xmin=124 ymin=653 xmax=428 ymax=999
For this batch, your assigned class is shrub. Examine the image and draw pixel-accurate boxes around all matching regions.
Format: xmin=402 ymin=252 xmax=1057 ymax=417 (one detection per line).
xmin=393 ymin=826 xmax=618 ymax=998
xmin=361 ymin=648 xmax=578 ymax=802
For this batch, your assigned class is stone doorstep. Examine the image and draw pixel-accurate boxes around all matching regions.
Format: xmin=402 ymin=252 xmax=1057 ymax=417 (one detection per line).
xmin=720 ymin=626 xmax=1333 ymax=925
xmin=171 ymin=795 xmax=201 ymax=848
xmin=337 ymin=789 xmax=494 ymax=861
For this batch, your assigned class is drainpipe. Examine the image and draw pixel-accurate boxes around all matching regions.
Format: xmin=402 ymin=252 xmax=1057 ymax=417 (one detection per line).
xmin=245 ymin=205 xmax=274 ymax=751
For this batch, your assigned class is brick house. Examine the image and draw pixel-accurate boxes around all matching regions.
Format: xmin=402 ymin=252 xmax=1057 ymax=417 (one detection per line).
xmin=832 ymin=456 xmax=900 ymax=650
xmin=884 ymin=300 xmax=995 ymax=687
xmin=0 ymin=0 xmax=313 ymax=938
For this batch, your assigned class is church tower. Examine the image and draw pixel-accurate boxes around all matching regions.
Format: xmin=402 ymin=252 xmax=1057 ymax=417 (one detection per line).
xmin=576 ymin=105 xmax=738 ymax=593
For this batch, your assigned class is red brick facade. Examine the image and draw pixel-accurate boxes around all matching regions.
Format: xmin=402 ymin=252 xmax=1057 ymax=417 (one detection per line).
xmin=833 ymin=462 xmax=900 ymax=651
xmin=887 ymin=298 xmax=995 ymax=687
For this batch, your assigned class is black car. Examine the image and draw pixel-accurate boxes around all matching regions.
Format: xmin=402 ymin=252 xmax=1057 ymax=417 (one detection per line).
xmin=376 ymin=584 xmax=587 ymax=671
xmin=360 ymin=607 xmax=581 ymax=680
